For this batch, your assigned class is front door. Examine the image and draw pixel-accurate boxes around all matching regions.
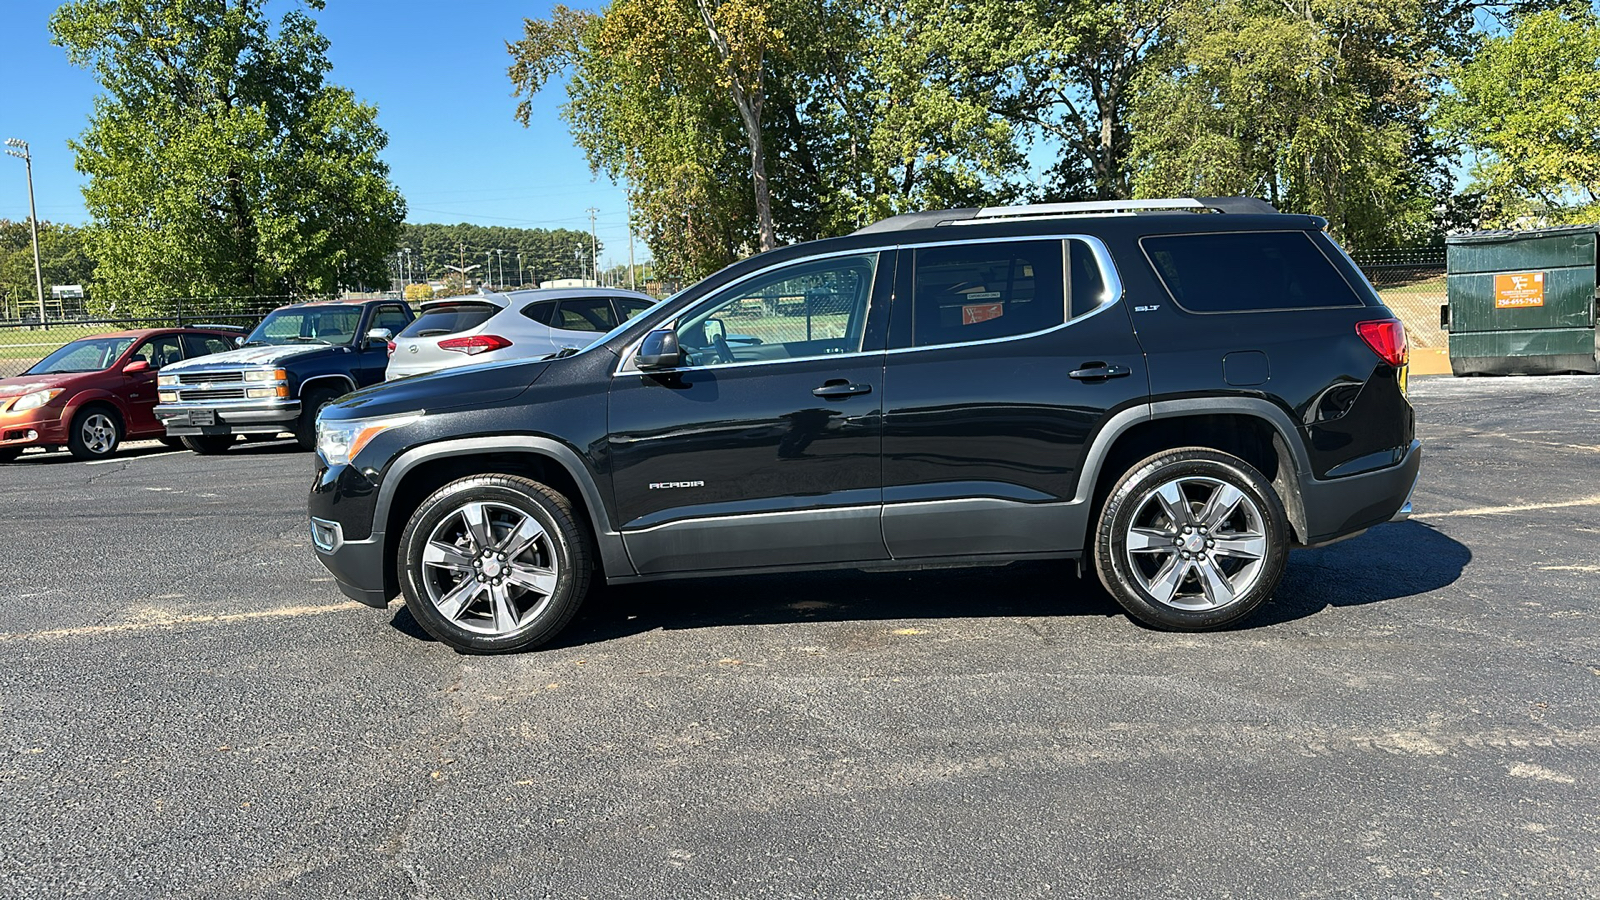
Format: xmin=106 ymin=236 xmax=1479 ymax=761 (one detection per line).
xmin=608 ymin=251 xmax=893 ymax=574
xmin=880 ymin=237 xmax=1149 ymax=559
xmin=125 ymin=334 xmax=186 ymax=436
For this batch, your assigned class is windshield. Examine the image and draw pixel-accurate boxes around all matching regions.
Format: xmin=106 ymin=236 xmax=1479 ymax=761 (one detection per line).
xmin=25 ymin=337 xmax=135 ymax=375
xmin=244 ymin=306 xmax=362 ymax=346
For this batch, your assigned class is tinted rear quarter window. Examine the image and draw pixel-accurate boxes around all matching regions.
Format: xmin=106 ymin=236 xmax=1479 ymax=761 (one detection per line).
xmin=1141 ymin=231 xmax=1364 ymax=312
xmin=401 ymin=303 xmax=499 ymax=337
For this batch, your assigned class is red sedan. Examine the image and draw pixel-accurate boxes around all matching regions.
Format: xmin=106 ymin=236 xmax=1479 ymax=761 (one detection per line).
xmin=0 ymin=327 xmax=243 ymax=462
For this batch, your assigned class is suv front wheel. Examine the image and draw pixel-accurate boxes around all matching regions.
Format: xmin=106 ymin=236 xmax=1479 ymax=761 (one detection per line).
xmin=398 ymin=474 xmax=593 ymax=653
xmin=1094 ymin=448 xmax=1289 ymax=631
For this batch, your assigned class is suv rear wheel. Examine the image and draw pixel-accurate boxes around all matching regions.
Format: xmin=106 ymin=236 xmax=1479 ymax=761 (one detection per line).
xmin=398 ymin=474 xmax=593 ymax=653
xmin=1094 ymin=448 xmax=1289 ymax=631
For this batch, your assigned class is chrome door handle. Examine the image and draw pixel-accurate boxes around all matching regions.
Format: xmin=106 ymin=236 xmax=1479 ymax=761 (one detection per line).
xmin=812 ymin=382 xmax=873 ymax=399
xmin=1068 ymin=363 xmax=1132 ymax=382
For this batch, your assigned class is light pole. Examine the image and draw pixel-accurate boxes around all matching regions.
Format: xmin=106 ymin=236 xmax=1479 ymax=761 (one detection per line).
xmin=401 ymin=247 xmax=412 ymax=292
xmin=496 ymin=249 xmax=506 ymax=289
xmin=517 ymin=251 xmax=524 ymax=288
xmin=5 ymin=138 xmax=46 ymax=325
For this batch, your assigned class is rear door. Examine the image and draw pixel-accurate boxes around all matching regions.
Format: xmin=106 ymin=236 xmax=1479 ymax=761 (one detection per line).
xmin=879 ymin=237 xmax=1148 ymax=559
xmin=608 ymin=251 xmax=893 ymax=574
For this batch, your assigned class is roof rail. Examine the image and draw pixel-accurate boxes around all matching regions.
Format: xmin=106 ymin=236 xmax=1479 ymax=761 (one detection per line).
xmin=853 ymin=196 xmax=1278 ymax=235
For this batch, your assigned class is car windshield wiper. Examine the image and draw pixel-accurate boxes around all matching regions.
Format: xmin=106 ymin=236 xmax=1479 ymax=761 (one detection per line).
xmin=283 ymin=336 xmax=332 ymax=344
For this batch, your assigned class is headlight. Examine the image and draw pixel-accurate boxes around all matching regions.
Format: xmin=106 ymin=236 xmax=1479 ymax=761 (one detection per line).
xmin=157 ymin=374 xmax=179 ymax=386
xmin=244 ymin=368 xmax=287 ymax=382
xmin=158 ymin=391 xmax=178 ymax=403
xmin=11 ymin=389 xmax=63 ymax=412
xmin=316 ymin=411 xmax=422 ymax=466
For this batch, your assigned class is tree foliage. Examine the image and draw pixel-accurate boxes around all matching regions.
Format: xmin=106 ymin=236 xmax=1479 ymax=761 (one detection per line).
xmin=1438 ymin=6 xmax=1600 ymax=225
xmin=50 ymin=0 xmax=405 ymax=314
xmin=0 ymin=220 xmax=94 ymax=318
xmin=396 ymin=223 xmax=600 ymax=289
xmin=509 ymin=0 xmax=1021 ymax=280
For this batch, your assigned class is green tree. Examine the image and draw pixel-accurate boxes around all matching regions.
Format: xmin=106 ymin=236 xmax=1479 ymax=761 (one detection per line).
xmin=1437 ymin=6 xmax=1600 ymax=225
xmin=1126 ymin=0 xmax=1446 ymax=248
xmin=508 ymin=0 xmax=1023 ymax=280
xmin=50 ymin=0 xmax=405 ymax=314
xmin=0 ymin=220 xmax=94 ymax=319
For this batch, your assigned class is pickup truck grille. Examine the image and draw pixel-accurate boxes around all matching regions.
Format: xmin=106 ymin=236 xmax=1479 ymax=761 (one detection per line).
xmin=177 ymin=371 xmax=243 ymax=384
xmin=177 ymin=387 xmax=248 ymax=401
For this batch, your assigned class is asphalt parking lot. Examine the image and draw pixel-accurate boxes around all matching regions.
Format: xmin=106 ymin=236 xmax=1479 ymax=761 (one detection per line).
xmin=1 ymin=375 xmax=1597 ymax=899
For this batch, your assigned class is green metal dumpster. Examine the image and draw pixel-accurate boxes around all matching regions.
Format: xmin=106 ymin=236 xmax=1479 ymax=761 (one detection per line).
xmin=1444 ymin=225 xmax=1600 ymax=375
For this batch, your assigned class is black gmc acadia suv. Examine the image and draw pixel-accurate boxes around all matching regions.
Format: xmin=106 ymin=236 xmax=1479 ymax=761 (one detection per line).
xmin=308 ymin=198 xmax=1420 ymax=653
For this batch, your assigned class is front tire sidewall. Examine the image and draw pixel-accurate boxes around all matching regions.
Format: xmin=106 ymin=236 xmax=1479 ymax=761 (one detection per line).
xmin=399 ymin=476 xmax=592 ymax=654
xmin=67 ymin=406 xmax=122 ymax=461
xmin=1095 ymin=449 xmax=1289 ymax=631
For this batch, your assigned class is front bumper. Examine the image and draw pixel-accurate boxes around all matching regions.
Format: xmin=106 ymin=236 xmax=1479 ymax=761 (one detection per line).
xmin=1299 ymin=439 xmax=1422 ymax=545
xmin=310 ymin=517 xmax=392 ymax=608
xmin=155 ymin=401 xmax=301 ymax=436
xmin=0 ymin=405 xmax=67 ymax=448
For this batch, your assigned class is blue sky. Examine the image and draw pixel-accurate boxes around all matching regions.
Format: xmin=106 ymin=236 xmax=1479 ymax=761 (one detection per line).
xmin=0 ymin=0 xmax=641 ymax=266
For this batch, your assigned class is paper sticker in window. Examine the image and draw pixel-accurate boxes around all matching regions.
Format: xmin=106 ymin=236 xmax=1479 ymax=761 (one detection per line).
xmin=962 ymin=303 xmax=1004 ymax=325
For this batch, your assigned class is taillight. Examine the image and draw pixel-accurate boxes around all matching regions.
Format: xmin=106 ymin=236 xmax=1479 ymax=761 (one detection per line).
xmin=1356 ymin=319 xmax=1408 ymax=367
xmin=437 ymin=335 xmax=513 ymax=356
xmin=385 ymin=341 xmax=396 ymax=358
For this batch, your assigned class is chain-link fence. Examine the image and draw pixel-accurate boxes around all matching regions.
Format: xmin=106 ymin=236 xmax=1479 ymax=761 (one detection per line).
xmin=1352 ymin=249 xmax=1447 ymax=349
xmin=0 ymin=296 xmax=310 ymax=378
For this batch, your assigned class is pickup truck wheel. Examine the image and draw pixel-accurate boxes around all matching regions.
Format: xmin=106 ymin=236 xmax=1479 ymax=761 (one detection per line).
xmin=398 ymin=475 xmax=593 ymax=654
xmin=296 ymin=388 xmax=340 ymax=450
xmin=67 ymin=406 xmax=122 ymax=460
xmin=1093 ymin=448 xmax=1289 ymax=631
xmin=159 ymin=436 xmax=183 ymax=449
xmin=181 ymin=434 xmax=235 ymax=455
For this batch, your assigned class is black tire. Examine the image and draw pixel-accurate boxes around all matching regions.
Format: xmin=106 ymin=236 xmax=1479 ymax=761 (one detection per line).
xmin=1093 ymin=447 xmax=1289 ymax=631
xmin=0 ymin=447 xmax=21 ymax=463
xmin=181 ymin=434 xmax=235 ymax=455
xmin=398 ymin=474 xmax=593 ymax=654
xmin=67 ymin=405 xmax=123 ymax=461
xmin=159 ymin=436 xmax=184 ymax=449
xmin=296 ymin=387 xmax=341 ymax=451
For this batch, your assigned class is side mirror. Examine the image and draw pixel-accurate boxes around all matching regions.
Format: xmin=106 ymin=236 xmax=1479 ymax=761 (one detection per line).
xmin=234 ymin=335 xmax=247 ymax=347
xmin=365 ymin=327 xmax=394 ymax=347
xmin=122 ymin=360 xmax=151 ymax=375
xmin=701 ymin=318 xmax=726 ymax=343
xmin=634 ymin=328 xmax=681 ymax=370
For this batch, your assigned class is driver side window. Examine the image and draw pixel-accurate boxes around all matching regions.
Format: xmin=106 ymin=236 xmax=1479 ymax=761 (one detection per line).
xmin=677 ymin=254 xmax=878 ymax=368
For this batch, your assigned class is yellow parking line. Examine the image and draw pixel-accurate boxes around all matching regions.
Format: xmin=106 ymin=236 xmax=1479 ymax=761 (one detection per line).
xmin=0 ymin=602 xmax=363 ymax=641
xmin=1416 ymin=495 xmax=1600 ymax=519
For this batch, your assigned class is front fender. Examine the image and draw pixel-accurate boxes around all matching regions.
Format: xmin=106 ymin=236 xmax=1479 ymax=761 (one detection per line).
xmin=60 ymin=388 xmax=130 ymax=427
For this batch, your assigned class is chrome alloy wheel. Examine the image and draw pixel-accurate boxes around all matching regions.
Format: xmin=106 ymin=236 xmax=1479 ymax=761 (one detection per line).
xmin=418 ymin=500 xmax=560 ymax=636
xmin=1123 ymin=476 xmax=1269 ymax=611
xmin=80 ymin=412 xmax=118 ymax=456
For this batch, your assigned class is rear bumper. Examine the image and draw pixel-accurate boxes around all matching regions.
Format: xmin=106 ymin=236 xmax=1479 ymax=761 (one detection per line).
xmin=156 ymin=402 xmax=300 ymax=436
xmin=1299 ymin=439 xmax=1422 ymax=546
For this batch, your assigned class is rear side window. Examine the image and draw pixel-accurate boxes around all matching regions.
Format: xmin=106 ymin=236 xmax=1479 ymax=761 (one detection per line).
xmin=1141 ymin=231 xmax=1363 ymax=312
xmin=183 ymin=334 xmax=234 ymax=357
xmin=617 ymin=298 xmax=653 ymax=321
xmin=551 ymin=298 xmax=617 ymax=333
xmin=912 ymin=240 xmax=1066 ymax=348
xmin=401 ymin=303 xmax=498 ymax=338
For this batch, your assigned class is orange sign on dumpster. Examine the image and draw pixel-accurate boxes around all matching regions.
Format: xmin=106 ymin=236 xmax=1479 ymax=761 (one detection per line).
xmin=1494 ymin=271 xmax=1545 ymax=308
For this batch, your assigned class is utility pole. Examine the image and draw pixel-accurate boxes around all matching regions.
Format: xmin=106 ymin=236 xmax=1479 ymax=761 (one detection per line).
xmin=517 ymin=251 xmax=524 ymax=288
xmin=485 ymin=250 xmax=493 ymax=289
xmin=587 ymin=207 xmax=599 ymax=288
xmin=4 ymin=138 xmax=46 ymax=325
xmin=496 ymin=249 xmax=506 ymax=289
xmin=627 ymin=196 xmax=637 ymax=292
xmin=458 ymin=242 xmax=467 ymax=289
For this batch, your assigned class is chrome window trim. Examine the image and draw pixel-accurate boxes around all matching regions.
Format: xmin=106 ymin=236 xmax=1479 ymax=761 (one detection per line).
xmin=613 ymin=234 xmax=1124 ymax=376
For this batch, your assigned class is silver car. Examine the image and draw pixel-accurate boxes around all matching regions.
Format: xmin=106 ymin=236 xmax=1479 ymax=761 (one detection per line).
xmin=385 ymin=287 xmax=657 ymax=379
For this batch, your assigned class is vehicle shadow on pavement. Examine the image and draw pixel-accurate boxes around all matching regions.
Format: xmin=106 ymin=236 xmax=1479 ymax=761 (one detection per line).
xmin=387 ymin=520 xmax=1470 ymax=650
xmin=1249 ymin=520 xmax=1471 ymax=627
xmin=544 ymin=562 xmax=1129 ymax=650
